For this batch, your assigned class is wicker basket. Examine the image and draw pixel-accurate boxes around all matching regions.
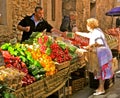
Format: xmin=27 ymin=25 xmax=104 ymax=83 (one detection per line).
xmin=12 ymin=67 xmax=70 ymax=98
xmin=70 ymin=78 xmax=85 ymax=93
xmin=70 ymin=57 xmax=79 ymax=64
xmin=69 ymin=56 xmax=87 ymax=73
xmin=69 ymin=62 xmax=78 ymax=73
xmin=55 ymin=61 xmax=70 ymax=71
xmin=78 ymin=55 xmax=86 ymax=66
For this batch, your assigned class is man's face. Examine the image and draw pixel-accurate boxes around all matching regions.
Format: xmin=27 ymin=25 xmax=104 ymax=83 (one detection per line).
xmin=35 ymin=9 xmax=44 ymax=20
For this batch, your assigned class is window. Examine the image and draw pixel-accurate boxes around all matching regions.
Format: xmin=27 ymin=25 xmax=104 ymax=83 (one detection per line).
xmin=0 ymin=0 xmax=7 ymax=25
xmin=90 ymin=2 xmax=96 ymax=18
xmin=51 ymin=0 xmax=55 ymax=21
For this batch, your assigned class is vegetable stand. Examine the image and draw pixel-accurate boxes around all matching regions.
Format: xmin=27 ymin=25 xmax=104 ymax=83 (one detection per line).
xmin=12 ymin=67 xmax=69 ymax=98
xmin=0 ymin=32 xmax=118 ymax=98
xmin=11 ymin=56 xmax=86 ymax=98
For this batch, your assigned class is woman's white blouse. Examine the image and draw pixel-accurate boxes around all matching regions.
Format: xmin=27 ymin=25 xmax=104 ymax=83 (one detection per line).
xmin=76 ymin=28 xmax=105 ymax=46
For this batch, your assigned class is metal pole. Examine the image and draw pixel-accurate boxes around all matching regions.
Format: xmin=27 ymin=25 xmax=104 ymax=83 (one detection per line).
xmin=111 ymin=15 xmax=113 ymax=28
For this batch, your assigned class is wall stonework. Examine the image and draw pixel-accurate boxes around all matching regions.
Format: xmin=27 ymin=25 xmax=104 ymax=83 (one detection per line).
xmin=0 ymin=0 xmax=13 ymax=44
xmin=76 ymin=0 xmax=90 ymax=31
xmin=0 ymin=0 xmax=118 ymax=44
xmin=96 ymin=0 xmax=116 ymax=30
xmin=12 ymin=0 xmax=62 ymax=42
xmin=12 ymin=0 xmax=40 ymax=41
xmin=62 ymin=0 xmax=76 ymax=16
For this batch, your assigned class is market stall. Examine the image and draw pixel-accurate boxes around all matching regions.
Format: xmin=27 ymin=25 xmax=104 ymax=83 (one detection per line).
xmin=0 ymin=31 xmax=118 ymax=98
xmin=105 ymin=27 xmax=120 ymax=55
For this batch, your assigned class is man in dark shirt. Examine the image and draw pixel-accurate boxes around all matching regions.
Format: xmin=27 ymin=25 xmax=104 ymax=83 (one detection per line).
xmin=17 ymin=6 xmax=59 ymax=43
xmin=60 ymin=11 xmax=78 ymax=32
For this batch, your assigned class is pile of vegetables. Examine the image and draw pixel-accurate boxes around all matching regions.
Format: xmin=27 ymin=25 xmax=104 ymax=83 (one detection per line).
xmin=0 ymin=32 xmax=79 ymax=86
xmin=69 ymin=34 xmax=89 ymax=47
xmin=0 ymin=84 xmax=15 ymax=98
xmin=29 ymin=49 xmax=56 ymax=76
xmin=32 ymin=33 xmax=78 ymax=63
xmin=0 ymin=43 xmax=44 ymax=83
xmin=0 ymin=32 xmax=81 ymax=98
xmin=50 ymin=42 xmax=71 ymax=63
xmin=1 ymin=50 xmax=36 ymax=86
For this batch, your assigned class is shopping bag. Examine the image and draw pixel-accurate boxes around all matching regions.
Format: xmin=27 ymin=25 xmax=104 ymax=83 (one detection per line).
xmin=112 ymin=57 xmax=118 ymax=73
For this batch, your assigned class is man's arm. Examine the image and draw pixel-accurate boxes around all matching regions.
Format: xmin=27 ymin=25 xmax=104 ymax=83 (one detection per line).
xmin=17 ymin=25 xmax=30 ymax=32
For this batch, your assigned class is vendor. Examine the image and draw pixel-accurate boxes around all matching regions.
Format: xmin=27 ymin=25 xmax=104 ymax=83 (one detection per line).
xmin=17 ymin=6 xmax=60 ymax=43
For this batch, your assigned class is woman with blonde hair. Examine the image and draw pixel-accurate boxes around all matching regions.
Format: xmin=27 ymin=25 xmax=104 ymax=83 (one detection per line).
xmin=75 ymin=18 xmax=113 ymax=95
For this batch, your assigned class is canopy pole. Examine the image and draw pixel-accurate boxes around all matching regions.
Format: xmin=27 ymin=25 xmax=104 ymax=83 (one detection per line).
xmin=111 ymin=15 xmax=113 ymax=28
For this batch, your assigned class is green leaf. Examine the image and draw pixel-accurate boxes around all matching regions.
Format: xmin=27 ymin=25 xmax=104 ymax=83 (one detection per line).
xmin=57 ymin=41 xmax=67 ymax=50
xmin=19 ymin=56 xmax=27 ymax=62
xmin=45 ymin=47 xmax=51 ymax=55
xmin=1 ymin=43 xmax=11 ymax=50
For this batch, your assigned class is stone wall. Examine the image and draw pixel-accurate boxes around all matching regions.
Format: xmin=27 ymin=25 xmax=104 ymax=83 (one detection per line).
xmin=12 ymin=0 xmax=40 ymax=41
xmin=76 ymin=0 xmax=90 ymax=31
xmin=96 ymin=0 xmax=116 ymax=30
xmin=0 ymin=0 xmax=119 ymax=44
xmin=12 ymin=0 xmax=62 ymax=42
xmin=0 ymin=0 xmax=13 ymax=44
xmin=61 ymin=0 xmax=117 ymax=31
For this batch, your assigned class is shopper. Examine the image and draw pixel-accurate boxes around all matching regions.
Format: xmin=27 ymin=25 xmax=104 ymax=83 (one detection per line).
xmin=75 ymin=18 xmax=113 ymax=95
xmin=17 ymin=6 xmax=60 ymax=43
xmin=60 ymin=11 xmax=78 ymax=33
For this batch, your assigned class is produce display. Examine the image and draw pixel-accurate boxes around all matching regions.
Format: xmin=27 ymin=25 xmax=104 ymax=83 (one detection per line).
xmin=0 ymin=67 xmax=24 ymax=98
xmin=105 ymin=28 xmax=120 ymax=52
xmin=0 ymin=31 xmax=118 ymax=98
xmin=0 ymin=32 xmax=79 ymax=92
xmin=105 ymin=28 xmax=119 ymax=36
xmin=64 ymin=32 xmax=118 ymax=49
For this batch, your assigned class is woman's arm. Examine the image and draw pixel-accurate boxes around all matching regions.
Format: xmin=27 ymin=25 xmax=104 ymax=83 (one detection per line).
xmin=75 ymin=32 xmax=90 ymax=38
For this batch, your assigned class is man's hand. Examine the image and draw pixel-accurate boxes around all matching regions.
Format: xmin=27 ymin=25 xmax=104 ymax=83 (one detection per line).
xmin=61 ymin=32 xmax=67 ymax=38
xmin=23 ymin=26 xmax=30 ymax=32
xmin=51 ymin=28 xmax=64 ymax=36
xmin=17 ymin=25 xmax=30 ymax=32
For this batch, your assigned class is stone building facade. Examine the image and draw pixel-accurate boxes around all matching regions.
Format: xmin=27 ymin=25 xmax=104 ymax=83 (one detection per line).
xmin=0 ymin=0 xmax=118 ymax=43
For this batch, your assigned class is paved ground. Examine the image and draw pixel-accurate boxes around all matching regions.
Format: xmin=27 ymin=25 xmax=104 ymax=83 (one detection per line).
xmin=71 ymin=75 xmax=120 ymax=98
xmin=71 ymin=59 xmax=120 ymax=98
xmin=48 ymin=71 xmax=120 ymax=98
